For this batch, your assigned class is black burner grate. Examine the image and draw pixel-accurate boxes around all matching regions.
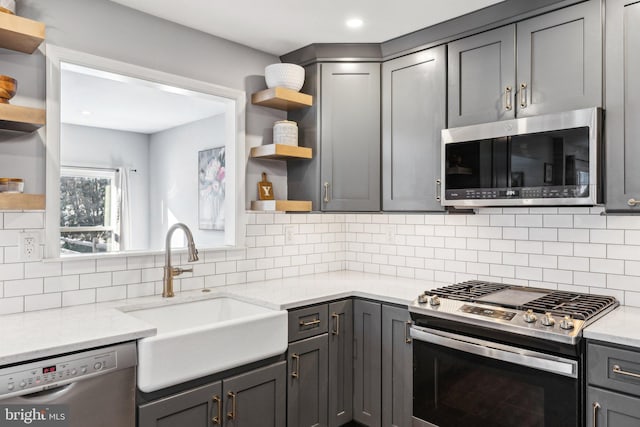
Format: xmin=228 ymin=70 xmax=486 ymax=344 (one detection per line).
xmin=522 ymin=291 xmax=618 ymax=321
xmin=427 ymin=280 xmax=618 ymax=322
xmin=427 ymin=280 xmax=509 ymax=301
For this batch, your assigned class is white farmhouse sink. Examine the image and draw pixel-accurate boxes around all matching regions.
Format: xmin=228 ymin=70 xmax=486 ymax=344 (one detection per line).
xmin=124 ymin=297 xmax=287 ymax=392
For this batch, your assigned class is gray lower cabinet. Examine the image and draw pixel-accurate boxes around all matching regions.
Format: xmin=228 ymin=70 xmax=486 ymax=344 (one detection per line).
xmin=328 ymin=299 xmax=353 ymax=427
xmin=288 ymin=62 xmax=380 ymax=212
xmin=587 ymin=386 xmax=640 ymax=427
xmin=587 ymin=341 xmax=640 ymax=426
xmin=287 ymin=300 xmax=353 ymax=427
xmin=604 ymin=0 xmax=640 ymax=211
xmin=381 ymin=305 xmax=412 ymax=427
xmin=138 ymin=361 xmax=286 ymax=427
xmin=287 ymin=334 xmax=328 ymax=427
xmin=382 ymin=45 xmax=446 ymax=211
xmin=447 ymin=0 xmax=601 ymax=127
xmin=353 ymin=300 xmax=382 ymax=427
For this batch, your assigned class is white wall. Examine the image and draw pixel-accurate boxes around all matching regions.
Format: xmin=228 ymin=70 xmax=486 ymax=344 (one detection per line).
xmin=60 ymin=123 xmax=151 ymax=250
xmin=148 ymin=115 xmax=226 ymax=249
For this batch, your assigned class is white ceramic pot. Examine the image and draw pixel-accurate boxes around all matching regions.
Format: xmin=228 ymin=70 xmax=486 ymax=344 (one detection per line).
xmin=265 ymin=63 xmax=305 ymax=91
xmin=0 ymin=0 xmax=15 ymax=14
xmin=273 ymin=120 xmax=298 ymax=146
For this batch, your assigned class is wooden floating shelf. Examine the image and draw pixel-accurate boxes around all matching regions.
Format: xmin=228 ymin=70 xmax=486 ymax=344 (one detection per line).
xmin=251 ymin=87 xmax=313 ymax=111
xmin=250 ymin=144 xmax=312 ymax=160
xmin=251 ymin=200 xmax=312 ymax=212
xmin=0 ymin=193 xmax=45 ymax=210
xmin=0 ymin=103 xmax=46 ymax=132
xmin=0 ymin=12 xmax=45 ymax=54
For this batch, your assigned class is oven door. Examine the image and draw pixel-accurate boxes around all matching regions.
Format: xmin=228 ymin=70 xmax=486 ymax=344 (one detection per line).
xmin=411 ymin=326 xmax=581 ymax=427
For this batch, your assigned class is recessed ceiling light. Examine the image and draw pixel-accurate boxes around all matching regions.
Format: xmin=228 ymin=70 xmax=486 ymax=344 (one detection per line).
xmin=81 ymin=110 xmax=92 ymax=116
xmin=346 ymin=18 xmax=363 ymax=29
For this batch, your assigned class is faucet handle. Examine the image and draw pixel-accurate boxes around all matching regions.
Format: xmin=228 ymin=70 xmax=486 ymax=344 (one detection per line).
xmin=172 ymin=267 xmax=193 ymax=276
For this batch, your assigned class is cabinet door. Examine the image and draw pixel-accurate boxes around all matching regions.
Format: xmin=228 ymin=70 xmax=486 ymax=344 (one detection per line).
xmin=587 ymin=386 xmax=640 ymax=426
xmin=353 ymin=299 xmax=382 ymax=427
xmin=381 ymin=305 xmax=412 ymax=427
xmin=223 ymin=361 xmax=286 ymax=427
xmin=287 ymin=335 xmax=329 ymax=427
xmin=604 ymin=0 xmax=640 ymax=211
xmin=516 ymin=0 xmax=602 ymax=117
xmin=138 ymin=381 xmax=222 ymax=427
xmin=328 ymin=299 xmax=353 ymax=427
xmin=382 ymin=46 xmax=446 ymax=211
xmin=320 ymin=62 xmax=380 ymax=211
xmin=447 ymin=25 xmax=516 ymax=127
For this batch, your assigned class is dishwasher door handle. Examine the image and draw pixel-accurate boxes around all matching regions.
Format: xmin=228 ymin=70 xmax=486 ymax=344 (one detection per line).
xmin=13 ymin=383 xmax=75 ymax=401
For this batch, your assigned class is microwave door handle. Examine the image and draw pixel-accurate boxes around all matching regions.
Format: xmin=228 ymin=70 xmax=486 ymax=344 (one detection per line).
xmin=410 ymin=327 xmax=577 ymax=378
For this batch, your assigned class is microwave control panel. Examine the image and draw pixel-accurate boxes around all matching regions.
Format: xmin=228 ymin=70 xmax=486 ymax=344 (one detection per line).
xmin=446 ymin=185 xmax=588 ymax=200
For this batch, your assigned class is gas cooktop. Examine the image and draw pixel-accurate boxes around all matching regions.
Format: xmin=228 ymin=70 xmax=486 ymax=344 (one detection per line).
xmin=409 ymin=280 xmax=619 ymax=344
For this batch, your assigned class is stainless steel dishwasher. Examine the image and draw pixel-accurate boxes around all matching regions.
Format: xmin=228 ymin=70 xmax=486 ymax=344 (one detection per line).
xmin=0 ymin=342 xmax=136 ymax=427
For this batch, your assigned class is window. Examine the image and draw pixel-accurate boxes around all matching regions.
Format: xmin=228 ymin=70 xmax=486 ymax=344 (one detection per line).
xmin=59 ymin=167 xmax=119 ymax=254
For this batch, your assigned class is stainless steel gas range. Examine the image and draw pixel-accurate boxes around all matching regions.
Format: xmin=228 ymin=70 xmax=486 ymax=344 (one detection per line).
xmin=409 ymin=280 xmax=619 ymax=427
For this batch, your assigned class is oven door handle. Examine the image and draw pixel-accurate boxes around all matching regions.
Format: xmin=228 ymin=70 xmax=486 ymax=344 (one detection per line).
xmin=410 ymin=326 xmax=578 ymax=378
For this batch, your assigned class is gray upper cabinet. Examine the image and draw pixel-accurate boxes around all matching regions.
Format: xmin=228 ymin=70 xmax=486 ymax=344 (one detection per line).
xmin=381 ymin=305 xmax=412 ymax=427
xmin=321 ymin=63 xmax=381 ymax=211
xmin=448 ymin=25 xmax=515 ymax=127
xmin=604 ymin=0 xmax=640 ymax=211
xmin=328 ymin=299 xmax=353 ymax=427
xmin=288 ymin=62 xmax=381 ymax=212
xmin=447 ymin=0 xmax=601 ymax=127
xmin=382 ymin=45 xmax=446 ymax=211
xmin=516 ymin=0 xmax=602 ymax=118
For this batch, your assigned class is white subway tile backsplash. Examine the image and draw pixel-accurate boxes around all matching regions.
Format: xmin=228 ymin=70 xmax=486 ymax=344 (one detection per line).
xmin=4 ymin=278 xmax=43 ymax=297
xmin=62 ymin=289 xmax=95 ymax=306
xmin=5 ymin=210 xmax=640 ymax=312
xmin=4 ymin=212 xmax=44 ymax=229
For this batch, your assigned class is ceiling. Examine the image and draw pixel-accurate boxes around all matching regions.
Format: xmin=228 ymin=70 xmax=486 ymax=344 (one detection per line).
xmin=61 ymin=63 xmax=227 ymax=134
xmin=109 ymin=0 xmax=506 ymax=56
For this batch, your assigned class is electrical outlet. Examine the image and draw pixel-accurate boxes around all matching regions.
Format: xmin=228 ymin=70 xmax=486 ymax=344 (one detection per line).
xmin=284 ymin=225 xmax=296 ymax=244
xmin=19 ymin=232 xmax=40 ymax=261
xmin=383 ymin=225 xmax=396 ymax=244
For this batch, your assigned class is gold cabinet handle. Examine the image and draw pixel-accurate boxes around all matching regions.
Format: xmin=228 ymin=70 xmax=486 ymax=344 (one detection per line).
xmin=520 ymin=82 xmax=528 ymax=108
xmin=211 ymin=395 xmax=221 ymax=425
xmin=592 ymin=402 xmax=600 ymax=427
xmin=323 ymin=182 xmax=330 ymax=203
xmin=628 ymin=198 xmax=640 ymax=207
xmin=291 ymin=353 xmax=300 ymax=378
xmin=612 ymin=364 xmax=640 ymax=379
xmin=299 ymin=319 xmax=321 ymax=327
xmin=405 ymin=320 xmax=412 ymax=344
xmin=226 ymin=391 xmax=236 ymax=420
xmin=331 ymin=313 xmax=340 ymax=336
xmin=505 ymin=86 xmax=513 ymax=111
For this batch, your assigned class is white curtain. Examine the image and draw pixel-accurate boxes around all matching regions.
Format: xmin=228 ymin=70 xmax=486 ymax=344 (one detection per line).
xmin=117 ymin=167 xmax=132 ymax=251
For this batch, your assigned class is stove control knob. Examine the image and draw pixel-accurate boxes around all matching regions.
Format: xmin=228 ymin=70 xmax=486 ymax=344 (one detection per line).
xmin=540 ymin=312 xmax=556 ymax=327
xmin=429 ymin=295 xmax=441 ymax=307
xmin=559 ymin=315 xmax=575 ymax=330
xmin=523 ymin=309 xmax=537 ymax=323
xmin=418 ymin=293 xmax=429 ymax=304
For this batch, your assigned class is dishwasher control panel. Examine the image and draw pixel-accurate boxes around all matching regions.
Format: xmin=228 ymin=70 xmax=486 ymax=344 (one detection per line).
xmin=0 ymin=343 xmax=133 ymax=399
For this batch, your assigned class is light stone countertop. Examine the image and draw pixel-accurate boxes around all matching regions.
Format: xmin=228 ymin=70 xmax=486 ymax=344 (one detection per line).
xmin=5 ymin=269 xmax=636 ymax=367
xmin=0 ymin=271 xmax=440 ymax=366
xmin=583 ymin=306 xmax=640 ymax=349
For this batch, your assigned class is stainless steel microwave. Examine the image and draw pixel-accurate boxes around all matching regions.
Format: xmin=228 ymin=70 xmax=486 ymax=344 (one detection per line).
xmin=441 ymin=108 xmax=602 ymax=207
